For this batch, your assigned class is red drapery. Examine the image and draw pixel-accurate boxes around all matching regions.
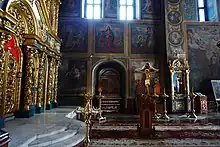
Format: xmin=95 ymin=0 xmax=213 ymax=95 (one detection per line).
xmin=4 ymin=36 xmax=20 ymax=64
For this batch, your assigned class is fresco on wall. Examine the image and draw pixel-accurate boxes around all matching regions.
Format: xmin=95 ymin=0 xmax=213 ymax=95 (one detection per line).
xmin=59 ymin=0 xmax=81 ymax=17
xmin=0 ymin=1 xmax=4 ymax=8
xmin=187 ymin=24 xmax=220 ymax=92
xmin=130 ymin=59 xmax=156 ymax=97
xmin=95 ymin=22 xmax=124 ymax=53
xmin=131 ymin=23 xmax=158 ymax=54
xmin=141 ymin=0 xmax=161 ymax=19
xmin=207 ymin=0 xmax=217 ymax=21
xmin=59 ymin=60 xmax=87 ymax=96
xmin=183 ymin=0 xmax=197 ymax=21
xmin=104 ymin=0 xmax=117 ymax=18
xmin=58 ymin=21 xmax=88 ymax=53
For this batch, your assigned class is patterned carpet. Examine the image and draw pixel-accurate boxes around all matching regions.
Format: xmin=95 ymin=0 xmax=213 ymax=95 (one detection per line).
xmin=90 ymin=139 xmax=220 ymax=146
xmin=90 ymin=121 xmax=220 ymax=146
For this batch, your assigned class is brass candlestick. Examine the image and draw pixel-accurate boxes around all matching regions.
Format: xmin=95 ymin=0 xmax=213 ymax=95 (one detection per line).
xmin=98 ymin=88 xmax=103 ymax=110
xmin=152 ymin=91 xmax=159 ymax=119
xmin=189 ymin=91 xmax=197 ymax=118
xmin=161 ymin=88 xmax=170 ymax=119
xmin=97 ymin=88 xmax=106 ymax=123
xmin=83 ymin=93 xmax=92 ymax=147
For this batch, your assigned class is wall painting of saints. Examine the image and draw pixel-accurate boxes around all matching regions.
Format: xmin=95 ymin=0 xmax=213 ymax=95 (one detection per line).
xmin=131 ymin=23 xmax=158 ymax=54
xmin=141 ymin=0 xmax=161 ymax=19
xmin=95 ymin=22 xmax=124 ymax=54
xmin=0 ymin=0 xmax=7 ymax=9
xmin=104 ymin=0 xmax=118 ymax=18
xmin=59 ymin=0 xmax=81 ymax=17
xmin=60 ymin=60 xmax=87 ymax=96
xmin=58 ymin=21 xmax=88 ymax=53
xmin=186 ymin=23 xmax=220 ymax=93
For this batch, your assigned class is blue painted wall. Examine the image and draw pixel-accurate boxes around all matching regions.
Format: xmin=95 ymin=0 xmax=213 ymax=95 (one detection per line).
xmin=207 ymin=0 xmax=217 ymax=21
xmin=184 ymin=0 xmax=198 ymax=21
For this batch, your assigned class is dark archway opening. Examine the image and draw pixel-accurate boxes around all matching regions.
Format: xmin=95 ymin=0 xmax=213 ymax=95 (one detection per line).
xmin=93 ymin=61 xmax=126 ymax=113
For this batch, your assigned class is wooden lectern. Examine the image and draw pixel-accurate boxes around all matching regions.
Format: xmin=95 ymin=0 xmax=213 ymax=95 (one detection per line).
xmin=136 ymin=63 xmax=158 ymax=137
xmin=137 ymin=94 xmax=155 ymax=137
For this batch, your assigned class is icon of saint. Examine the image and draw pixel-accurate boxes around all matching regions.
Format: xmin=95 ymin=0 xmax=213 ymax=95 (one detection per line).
xmin=104 ymin=25 xmax=114 ymax=51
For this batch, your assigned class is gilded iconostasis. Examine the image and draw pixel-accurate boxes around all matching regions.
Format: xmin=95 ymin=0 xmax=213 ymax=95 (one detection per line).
xmin=0 ymin=0 xmax=61 ymax=128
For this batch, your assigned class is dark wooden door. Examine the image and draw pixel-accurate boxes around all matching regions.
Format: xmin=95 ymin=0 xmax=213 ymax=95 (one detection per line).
xmin=98 ymin=68 xmax=121 ymax=112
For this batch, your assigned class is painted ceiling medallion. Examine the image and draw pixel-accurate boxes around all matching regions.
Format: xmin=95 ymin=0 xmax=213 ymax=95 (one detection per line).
xmin=167 ymin=10 xmax=182 ymax=25
xmin=168 ymin=31 xmax=183 ymax=46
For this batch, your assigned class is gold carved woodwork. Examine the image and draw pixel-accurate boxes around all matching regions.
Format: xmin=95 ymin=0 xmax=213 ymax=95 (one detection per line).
xmin=24 ymin=46 xmax=34 ymax=110
xmin=55 ymin=4 xmax=59 ymax=35
xmin=169 ymin=58 xmax=191 ymax=112
xmin=0 ymin=0 xmax=60 ymax=117
xmin=53 ymin=59 xmax=60 ymax=103
xmin=0 ymin=33 xmax=6 ymax=117
xmin=169 ymin=58 xmax=190 ymax=97
xmin=0 ymin=33 xmax=21 ymax=117
xmin=28 ymin=0 xmax=34 ymax=6
xmin=8 ymin=7 xmax=26 ymax=35
xmin=32 ymin=49 xmax=39 ymax=105
xmin=47 ymin=57 xmax=54 ymax=105
xmin=37 ymin=52 xmax=46 ymax=107
xmin=51 ymin=58 xmax=56 ymax=104
xmin=8 ymin=0 xmax=36 ymax=34
xmin=4 ymin=52 xmax=17 ymax=115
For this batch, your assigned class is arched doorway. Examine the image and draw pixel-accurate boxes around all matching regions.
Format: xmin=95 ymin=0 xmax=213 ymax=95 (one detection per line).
xmin=93 ymin=61 xmax=126 ymax=113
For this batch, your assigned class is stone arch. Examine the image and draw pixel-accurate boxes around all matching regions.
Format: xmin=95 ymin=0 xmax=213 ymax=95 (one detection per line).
xmin=91 ymin=59 xmax=128 ymax=109
xmin=6 ymin=0 xmax=38 ymax=36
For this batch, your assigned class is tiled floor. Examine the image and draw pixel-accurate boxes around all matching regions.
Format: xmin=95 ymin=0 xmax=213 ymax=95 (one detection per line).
xmin=3 ymin=107 xmax=84 ymax=147
xmin=4 ymin=108 xmax=220 ymax=147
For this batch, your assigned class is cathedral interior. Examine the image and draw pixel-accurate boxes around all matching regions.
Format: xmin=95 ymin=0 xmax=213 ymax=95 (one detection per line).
xmin=1 ymin=0 xmax=220 ymax=146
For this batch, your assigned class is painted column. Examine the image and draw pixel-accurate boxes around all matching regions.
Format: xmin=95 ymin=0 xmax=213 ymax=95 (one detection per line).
xmin=165 ymin=0 xmax=185 ymax=59
xmin=36 ymin=52 xmax=45 ymax=112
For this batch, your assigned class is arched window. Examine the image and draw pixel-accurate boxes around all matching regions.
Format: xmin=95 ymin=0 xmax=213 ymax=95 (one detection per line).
xmin=84 ymin=0 xmax=102 ymax=19
xmin=82 ymin=0 xmax=140 ymax=20
xmin=119 ymin=0 xmax=135 ymax=20
xmin=198 ymin=0 xmax=206 ymax=21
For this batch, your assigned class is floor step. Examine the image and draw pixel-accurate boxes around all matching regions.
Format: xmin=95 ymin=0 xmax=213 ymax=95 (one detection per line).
xmin=28 ymin=129 xmax=77 ymax=147
xmin=48 ymin=126 xmax=85 ymax=147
